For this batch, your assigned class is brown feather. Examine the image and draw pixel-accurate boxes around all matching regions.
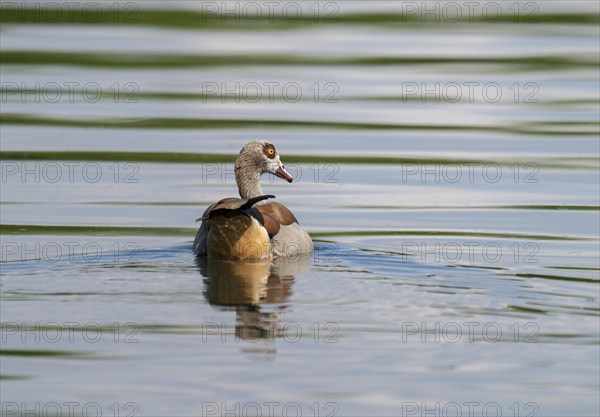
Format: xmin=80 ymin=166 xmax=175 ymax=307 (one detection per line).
xmin=256 ymin=202 xmax=299 ymax=226
xmin=258 ymin=212 xmax=281 ymax=237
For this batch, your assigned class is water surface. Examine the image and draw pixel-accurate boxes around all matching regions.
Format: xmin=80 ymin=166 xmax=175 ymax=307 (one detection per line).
xmin=1 ymin=2 xmax=599 ymax=416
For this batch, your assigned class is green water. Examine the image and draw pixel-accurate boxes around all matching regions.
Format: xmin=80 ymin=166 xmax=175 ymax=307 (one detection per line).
xmin=1 ymin=1 xmax=599 ymax=416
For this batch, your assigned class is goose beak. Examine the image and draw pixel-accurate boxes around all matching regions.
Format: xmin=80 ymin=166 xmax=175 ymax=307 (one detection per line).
xmin=275 ymin=165 xmax=293 ymax=183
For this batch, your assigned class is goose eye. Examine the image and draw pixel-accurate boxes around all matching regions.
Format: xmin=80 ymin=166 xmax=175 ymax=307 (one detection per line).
xmin=266 ymin=148 xmax=275 ymax=158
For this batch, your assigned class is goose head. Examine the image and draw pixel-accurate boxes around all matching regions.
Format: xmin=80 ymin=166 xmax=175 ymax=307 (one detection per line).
xmin=235 ymin=140 xmax=293 ymax=199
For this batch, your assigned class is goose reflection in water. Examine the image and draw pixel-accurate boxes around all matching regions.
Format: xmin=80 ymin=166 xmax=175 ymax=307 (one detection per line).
xmin=196 ymin=256 xmax=311 ymax=360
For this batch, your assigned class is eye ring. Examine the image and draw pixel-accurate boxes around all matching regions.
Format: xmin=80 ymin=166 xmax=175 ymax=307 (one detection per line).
xmin=266 ymin=147 xmax=276 ymax=158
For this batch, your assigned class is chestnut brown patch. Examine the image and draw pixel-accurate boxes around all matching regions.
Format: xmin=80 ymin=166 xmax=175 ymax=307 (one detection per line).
xmin=259 ymin=212 xmax=281 ymax=237
xmin=257 ymin=202 xmax=299 ymax=226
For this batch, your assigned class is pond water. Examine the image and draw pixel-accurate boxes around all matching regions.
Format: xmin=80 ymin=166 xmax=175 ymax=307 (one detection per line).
xmin=1 ymin=1 xmax=599 ymax=416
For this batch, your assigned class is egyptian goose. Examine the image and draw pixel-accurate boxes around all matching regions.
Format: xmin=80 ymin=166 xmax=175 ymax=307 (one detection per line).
xmin=193 ymin=140 xmax=313 ymax=260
